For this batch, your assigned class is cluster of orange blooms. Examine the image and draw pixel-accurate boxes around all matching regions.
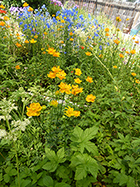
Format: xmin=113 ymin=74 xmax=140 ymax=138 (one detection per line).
xmin=48 ymin=66 xmax=66 ymax=80
xmin=26 ymin=103 xmax=42 ymax=117
xmin=64 ymin=106 xmax=80 ymax=117
xmin=46 ymin=47 xmax=60 ymax=57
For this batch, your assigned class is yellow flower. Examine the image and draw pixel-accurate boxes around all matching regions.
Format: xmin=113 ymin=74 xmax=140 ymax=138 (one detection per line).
xmin=135 ymin=79 xmax=140 ymax=84
xmin=28 ymin=7 xmax=33 ymax=12
xmin=126 ymin=18 xmax=129 ymax=21
xmin=26 ymin=103 xmax=42 ymax=117
xmin=16 ymin=42 xmax=22 ymax=47
xmin=0 ymin=4 xmax=5 ymax=9
xmin=42 ymin=51 xmax=46 ymax=54
xmin=74 ymin=78 xmax=82 ymax=84
xmin=85 ymin=52 xmax=92 ymax=56
xmin=17 ymin=37 xmax=21 ymax=40
xmin=64 ymin=106 xmax=74 ymax=117
xmin=30 ymin=39 xmax=37 ymax=43
xmin=34 ymin=35 xmax=38 ymax=39
xmin=25 ymin=40 xmax=29 ymax=43
xmin=99 ymin=54 xmax=103 ymax=58
xmin=73 ymin=111 xmax=80 ymax=117
xmin=132 ymin=37 xmax=135 ymax=40
xmin=15 ymin=65 xmax=20 ymax=69
xmin=23 ymin=2 xmax=29 ymax=7
xmin=56 ymin=70 xmax=66 ymax=80
xmin=75 ymin=68 xmax=82 ymax=76
xmin=126 ymin=51 xmax=129 ymax=54
xmin=52 ymin=14 xmax=55 ymax=17
xmin=64 ymin=17 xmax=67 ymax=19
xmin=56 ymin=16 xmax=60 ymax=20
xmin=71 ymin=85 xmax=83 ymax=95
xmin=69 ymin=32 xmax=73 ymax=36
xmin=119 ymin=53 xmax=124 ymax=58
xmin=41 ymin=48 xmax=45 ymax=51
xmin=86 ymin=76 xmax=93 ymax=83
xmin=4 ymin=16 xmax=9 ymax=21
xmin=105 ymin=28 xmax=109 ymax=32
xmin=130 ymin=49 xmax=136 ymax=54
xmin=59 ymin=82 xmax=71 ymax=94
xmin=116 ymin=16 xmax=121 ymax=22
xmin=16 ymin=33 xmax=20 ymax=36
xmin=70 ymin=38 xmax=74 ymax=41
xmin=44 ymin=32 xmax=48 ymax=35
xmin=60 ymin=26 xmax=64 ymax=28
xmin=60 ymin=41 xmax=64 ymax=44
xmin=113 ymin=66 xmax=117 ymax=69
xmin=47 ymin=71 xmax=56 ymax=79
xmin=55 ymin=90 xmax=60 ymax=95
xmin=0 ymin=21 xmax=5 ymax=26
xmin=61 ymin=19 xmax=65 ymax=23
xmin=49 ymin=100 xmax=58 ymax=107
xmin=135 ymin=41 xmax=139 ymax=44
xmin=113 ymin=39 xmax=120 ymax=45
xmin=46 ymin=47 xmax=56 ymax=55
xmin=131 ymin=72 xmax=136 ymax=76
xmin=52 ymin=66 xmax=61 ymax=73
xmin=53 ymin=52 xmax=60 ymax=57
xmin=86 ymin=94 xmax=96 ymax=103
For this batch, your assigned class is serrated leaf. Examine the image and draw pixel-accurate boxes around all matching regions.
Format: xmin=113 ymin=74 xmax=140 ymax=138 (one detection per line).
xmin=127 ymin=176 xmax=136 ymax=187
xmin=55 ymin=182 xmax=71 ymax=187
xmin=75 ymin=165 xmax=87 ymax=180
xmin=71 ymin=126 xmax=83 ymax=142
xmin=84 ymin=141 xmax=99 ymax=156
xmin=76 ymin=176 xmax=97 ymax=187
xmin=56 ymin=166 xmax=69 ymax=179
xmin=134 ymin=158 xmax=140 ymax=164
xmin=43 ymin=176 xmax=54 ymax=186
xmin=118 ymin=133 xmax=124 ymax=140
xmin=83 ymin=126 xmax=99 ymax=141
xmin=45 ymin=148 xmax=57 ymax=161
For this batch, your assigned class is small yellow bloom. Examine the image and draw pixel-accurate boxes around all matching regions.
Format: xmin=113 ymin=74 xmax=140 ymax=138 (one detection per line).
xmin=126 ymin=51 xmax=129 ymax=54
xmin=30 ymin=39 xmax=37 ymax=43
xmin=23 ymin=2 xmax=29 ymax=7
xmin=16 ymin=42 xmax=22 ymax=47
xmin=15 ymin=65 xmax=20 ymax=69
xmin=49 ymin=100 xmax=58 ymax=107
xmin=46 ymin=47 xmax=56 ymax=55
xmin=60 ymin=26 xmax=64 ymax=28
xmin=56 ymin=16 xmax=60 ymax=20
xmin=44 ymin=32 xmax=48 ymax=35
xmin=99 ymin=54 xmax=103 ymax=58
xmin=69 ymin=32 xmax=73 ymax=36
xmin=26 ymin=103 xmax=42 ymax=117
xmin=126 ymin=18 xmax=129 ymax=21
xmin=4 ymin=16 xmax=9 ymax=21
xmin=130 ymin=49 xmax=136 ymax=54
xmin=56 ymin=70 xmax=66 ymax=80
xmin=135 ymin=41 xmax=139 ymax=44
xmin=28 ymin=7 xmax=33 ymax=12
xmin=113 ymin=39 xmax=120 ymax=45
xmin=131 ymin=72 xmax=136 ymax=76
xmin=135 ymin=79 xmax=140 ymax=84
xmin=70 ymin=38 xmax=74 ymax=41
xmin=47 ymin=71 xmax=56 ymax=79
xmin=64 ymin=106 xmax=74 ymax=117
xmin=86 ymin=94 xmax=96 ymax=103
xmin=75 ymin=68 xmax=82 ymax=76
xmin=34 ymin=35 xmax=38 ymax=39
xmin=74 ymin=78 xmax=82 ymax=84
xmin=59 ymin=82 xmax=71 ymax=94
xmin=60 ymin=41 xmax=64 ymax=44
xmin=17 ymin=37 xmax=21 ymax=40
xmin=61 ymin=19 xmax=65 ymax=23
xmin=86 ymin=76 xmax=93 ymax=83
xmin=41 ymin=48 xmax=45 ymax=51
xmin=85 ymin=52 xmax=92 ymax=56
xmin=116 ymin=16 xmax=121 ymax=22
xmin=73 ymin=111 xmax=80 ymax=117
xmin=53 ymin=52 xmax=60 ymax=57
xmin=105 ymin=28 xmax=109 ymax=32
xmin=42 ymin=51 xmax=46 ymax=54
xmin=119 ymin=53 xmax=124 ymax=58
xmin=0 ymin=21 xmax=5 ymax=26
xmin=52 ymin=14 xmax=55 ymax=17
xmin=0 ymin=5 xmax=5 ymax=9
xmin=16 ymin=33 xmax=20 ymax=36
xmin=113 ymin=66 xmax=117 ymax=69
xmin=55 ymin=90 xmax=60 ymax=95
xmin=25 ymin=40 xmax=29 ymax=43
xmin=106 ymin=33 xmax=109 ymax=36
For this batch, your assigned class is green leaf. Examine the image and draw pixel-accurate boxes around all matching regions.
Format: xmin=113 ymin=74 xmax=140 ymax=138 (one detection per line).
xmin=55 ymin=182 xmax=71 ymax=187
xmin=76 ymin=176 xmax=97 ymax=187
xmin=4 ymin=174 xmax=10 ymax=183
xmin=127 ymin=176 xmax=136 ymax=187
xmin=71 ymin=126 xmax=83 ymax=142
xmin=21 ymin=179 xmax=31 ymax=187
xmin=56 ymin=166 xmax=70 ymax=179
xmin=75 ymin=165 xmax=87 ymax=180
xmin=43 ymin=176 xmax=54 ymax=186
xmin=57 ymin=147 xmax=66 ymax=163
xmin=9 ymin=169 xmax=17 ymax=176
xmin=134 ymin=158 xmax=140 ymax=164
xmin=42 ymin=162 xmax=58 ymax=172
xmin=84 ymin=141 xmax=99 ymax=156
xmin=45 ymin=148 xmax=57 ymax=161
xmin=0 ymin=173 xmax=3 ymax=182
xmin=113 ymin=173 xmax=128 ymax=186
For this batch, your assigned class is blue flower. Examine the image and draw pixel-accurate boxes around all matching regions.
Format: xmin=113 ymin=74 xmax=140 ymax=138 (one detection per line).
xmin=99 ymin=45 xmax=102 ymax=50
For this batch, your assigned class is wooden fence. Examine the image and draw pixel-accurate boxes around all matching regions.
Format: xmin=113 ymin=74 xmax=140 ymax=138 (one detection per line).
xmin=66 ymin=0 xmax=140 ymax=33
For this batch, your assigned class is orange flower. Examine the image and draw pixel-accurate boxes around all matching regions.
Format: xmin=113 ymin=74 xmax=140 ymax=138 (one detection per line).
xmin=44 ymin=32 xmax=48 ymax=35
xmin=119 ymin=53 xmax=124 ymax=58
xmin=105 ymin=28 xmax=109 ymax=32
xmin=114 ymin=39 xmax=120 ymax=45
xmin=34 ymin=35 xmax=38 ymax=39
xmin=125 ymin=51 xmax=129 ymax=54
xmin=42 ymin=51 xmax=46 ymax=54
xmin=4 ymin=16 xmax=9 ymax=21
xmin=53 ymin=52 xmax=60 ymax=57
xmin=26 ymin=103 xmax=42 ymax=117
xmin=0 ymin=21 xmax=5 ymax=26
xmin=99 ymin=54 xmax=103 ymax=58
xmin=56 ymin=70 xmax=66 ymax=80
xmin=15 ymin=65 xmax=20 ymax=69
xmin=73 ymin=111 xmax=80 ymax=117
xmin=106 ymin=33 xmax=109 ymax=36
xmin=47 ymin=71 xmax=56 ymax=79
xmin=0 ymin=5 xmax=5 ymax=9
xmin=16 ymin=42 xmax=22 ymax=47
xmin=86 ymin=94 xmax=96 ymax=103
xmin=59 ymin=82 xmax=71 ymax=94
xmin=69 ymin=32 xmax=73 ymax=36
xmin=60 ymin=41 xmax=64 ymax=44
xmin=86 ymin=76 xmax=93 ymax=83
xmin=46 ymin=47 xmax=55 ymax=55
xmin=126 ymin=18 xmax=129 ymax=21
xmin=64 ymin=106 xmax=74 ymax=117
xmin=131 ymin=72 xmax=136 ymax=76
xmin=116 ymin=16 xmax=121 ymax=22
xmin=71 ymin=85 xmax=83 ymax=95
xmin=25 ymin=40 xmax=29 ymax=43
xmin=135 ymin=41 xmax=139 ymax=44
xmin=28 ymin=7 xmax=33 ymax=12
xmin=135 ymin=79 xmax=140 ymax=84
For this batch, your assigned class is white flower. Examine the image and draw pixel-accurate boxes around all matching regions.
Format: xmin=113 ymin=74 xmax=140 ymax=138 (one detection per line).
xmin=0 ymin=129 xmax=7 ymax=139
